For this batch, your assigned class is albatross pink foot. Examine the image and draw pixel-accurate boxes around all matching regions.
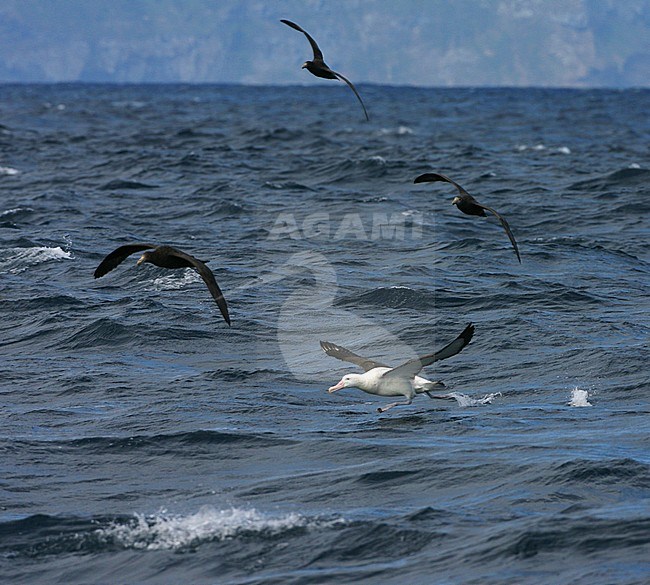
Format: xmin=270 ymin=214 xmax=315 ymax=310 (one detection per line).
xmin=377 ymin=398 xmax=412 ymax=413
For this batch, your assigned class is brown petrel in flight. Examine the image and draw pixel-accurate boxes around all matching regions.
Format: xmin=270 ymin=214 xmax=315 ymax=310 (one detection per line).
xmin=414 ymin=173 xmax=521 ymax=263
xmin=94 ymin=244 xmax=231 ymax=325
xmin=281 ymin=19 xmax=369 ymax=121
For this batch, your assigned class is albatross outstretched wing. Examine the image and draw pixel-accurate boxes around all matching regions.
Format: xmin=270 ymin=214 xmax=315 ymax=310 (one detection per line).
xmin=382 ymin=323 xmax=475 ymax=380
xmin=94 ymin=243 xmax=155 ymax=278
xmin=320 ymin=341 xmax=388 ymax=372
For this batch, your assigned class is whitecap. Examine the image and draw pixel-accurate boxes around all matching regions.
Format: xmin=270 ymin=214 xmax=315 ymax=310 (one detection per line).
xmin=516 ymin=144 xmax=570 ymax=155
xmin=1 ymin=246 xmax=73 ymax=273
xmin=96 ymin=506 xmax=344 ymax=551
xmin=444 ymin=391 xmax=501 ymax=407
xmin=629 ymin=163 xmax=641 ymax=169
xmin=1 ymin=207 xmax=33 ymax=217
xmin=0 ymin=166 xmax=19 ymax=176
xmin=377 ymin=126 xmax=414 ymax=136
xmin=24 ymin=246 xmax=72 ymax=262
xmin=568 ymin=387 xmax=592 ymax=407
xmin=151 ymin=269 xmax=201 ymax=290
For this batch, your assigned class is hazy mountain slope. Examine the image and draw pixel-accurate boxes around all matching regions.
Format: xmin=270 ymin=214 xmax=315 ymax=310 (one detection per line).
xmin=0 ymin=0 xmax=647 ymax=86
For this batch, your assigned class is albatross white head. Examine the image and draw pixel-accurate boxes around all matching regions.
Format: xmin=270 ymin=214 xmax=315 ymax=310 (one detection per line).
xmin=328 ymin=373 xmax=364 ymax=393
xmin=452 ymin=196 xmax=462 ymax=206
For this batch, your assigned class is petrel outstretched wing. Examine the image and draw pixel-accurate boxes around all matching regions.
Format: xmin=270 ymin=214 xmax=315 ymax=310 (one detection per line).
xmin=332 ymin=70 xmax=370 ymax=121
xmin=281 ymin=19 xmax=324 ymax=61
xmin=94 ymin=244 xmax=155 ymax=278
xmin=165 ymin=249 xmax=231 ymax=326
xmin=473 ymin=203 xmax=521 ymax=263
xmin=413 ymin=172 xmax=471 ymax=197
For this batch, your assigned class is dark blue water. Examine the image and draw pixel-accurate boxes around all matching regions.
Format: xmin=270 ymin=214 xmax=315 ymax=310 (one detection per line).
xmin=1 ymin=84 xmax=649 ymax=584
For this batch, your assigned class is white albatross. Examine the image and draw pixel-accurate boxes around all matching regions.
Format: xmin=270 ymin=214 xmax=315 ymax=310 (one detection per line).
xmin=322 ymin=323 xmax=475 ymax=413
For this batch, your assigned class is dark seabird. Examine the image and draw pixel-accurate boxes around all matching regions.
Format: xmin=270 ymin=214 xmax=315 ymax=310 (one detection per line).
xmin=281 ymin=19 xmax=369 ymax=121
xmin=414 ymin=172 xmax=521 ymax=263
xmin=94 ymin=244 xmax=230 ymax=325
xmin=322 ymin=323 xmax=474 ymax=413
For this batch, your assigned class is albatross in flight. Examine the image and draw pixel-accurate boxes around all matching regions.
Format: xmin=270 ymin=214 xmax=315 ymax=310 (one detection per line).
xmin=281 ymin=19 xmax=369 ymax=121
xmin=94 ymin=244 xmax=230 ymax=325
xmin=414 ymin=172 xmax=521 ymax=263
xmin=322 ymin=323 xmax=474 ymax=413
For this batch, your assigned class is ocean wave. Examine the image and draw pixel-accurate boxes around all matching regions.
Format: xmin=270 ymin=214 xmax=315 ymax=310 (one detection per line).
xmin=204 ymin=367 xmax=283 ymax=382
xmin=205 ymin=200 xmax=250 ymax=216
xmin=444 ymin=391 xmax=502 ymax=406
xmin=377 ymin=125 xmax=414 ymax=136
xmin=545 ymin=458 xmax=650 ymax=487
xmin=312 ymin=156 xmax=390 ymax=183
xmin=338 ymin=286 xmax=436 ymax=310
xmin=0 ymin=246 xmax=72 ymax=273
xmin=0 ymin=165 xmax=20 ymax=175
xmin=258 ymin=127 xmax=306 ymax=142
xmin=55 ymin=429 xmax=296 ymax=452
xmin=97 ymin=506 xmax=339 ymax=551
xmin=500 ymin=516 xmax=650 ymax=559
xmin=0 ymin=507 xmax=346 ymax=557
xmin=263 ymin=181 xmax=316 ymax=191
xmin=515 ymin=144 xmax=571 ymax=154
xmin=64 ymin=317 xmax=138 ymax=349
xmin=0 ymin=206 xmax=34 ymax=217
xmin=99 ymin=179 xmax=158 ymax=190
xmin=151 ymin=269 xmax=202 ymax=290
xmin=568 ymin=167 xmax=649 ymax=190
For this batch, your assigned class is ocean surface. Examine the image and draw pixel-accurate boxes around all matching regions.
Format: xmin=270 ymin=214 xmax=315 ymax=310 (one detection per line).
xmin=0 ymin=84 xmax=648 ymax=584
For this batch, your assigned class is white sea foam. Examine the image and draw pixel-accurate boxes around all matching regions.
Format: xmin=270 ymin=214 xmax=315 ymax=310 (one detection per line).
xmin=1 ymin=207 xmax=33 ymax=217
xmin=96 ymin=506 xmax=343 ymax=551
xmin=568 ymin=387 xmax=592 ymax=407
xmin=445 ymin=392 xmax=501 ymax=407
xmin=0 ymin=166 xmax=19 ymax=176
xmin=152 ymin=269 xmax=201 ymax=290
xmin=378 ymin=126 xmax=414 ymax=136
xmin=628 ymin=163 xmax=641 ymax=169
xmin=515 ymin=144 xmax=570 ymax=154
xmin=1 ymin=246 xmax=73 ymax=273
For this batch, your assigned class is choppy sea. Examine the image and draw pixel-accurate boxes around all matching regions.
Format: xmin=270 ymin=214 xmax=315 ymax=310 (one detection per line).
xmin=0 ymin=84 xmax=649 ymax=584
